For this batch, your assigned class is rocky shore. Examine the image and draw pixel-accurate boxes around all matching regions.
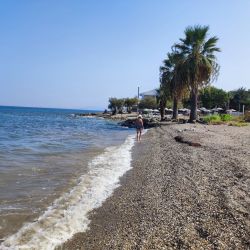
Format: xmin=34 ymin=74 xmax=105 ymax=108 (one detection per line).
xmin=61 ymin=123 xmax=250 ymax=250
xmin=75 ymin=112 xmax=163 ymax=128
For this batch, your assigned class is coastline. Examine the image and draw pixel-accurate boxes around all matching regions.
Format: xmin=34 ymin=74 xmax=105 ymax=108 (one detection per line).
xmin=61 ymin=123 xmax=250 ymax=249
xmin=0 ymin=108 xmax=135 ymax=249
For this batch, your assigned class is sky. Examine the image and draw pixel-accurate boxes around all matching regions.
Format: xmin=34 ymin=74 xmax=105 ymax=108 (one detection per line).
xmin=0 ymin=0 xmax=250 ymax=110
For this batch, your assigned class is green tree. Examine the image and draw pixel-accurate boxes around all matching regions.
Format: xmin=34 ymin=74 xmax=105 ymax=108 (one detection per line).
xmin=124 ymin=97 xmax=138 ymax=113
xmin=159 ymin=55 xmax=175 ymax=119
xmin=138 ymin=97 xmax=158 ymax=110
xmin=229 ymin=87 xmax=250 ymax=111
xmin=108 ymin=98 xmax=125 ymax=115
xmin=160 ymin=52 xmax=188 ymax=119
xmin=174 ymin=25 xmax=220 ymax=121
xmin=156 ymin=86 xmax=169 ymax=121
xmin=200 ymin=86 xmax=229 ymax=109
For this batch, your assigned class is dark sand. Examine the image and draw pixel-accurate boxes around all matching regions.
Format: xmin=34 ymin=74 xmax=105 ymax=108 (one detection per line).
xmin=61 ymin=123 xmax=250 ymax=250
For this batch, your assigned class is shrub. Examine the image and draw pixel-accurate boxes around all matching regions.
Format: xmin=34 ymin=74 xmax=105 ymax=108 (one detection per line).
xmin=228 ymin=121 xmax=248 ymax=127
xmin=203 ymin=115 xmax=221 ymax=123
xmin=231 ymin=115 xmax=246 ymax=122
xmin=220 ymin=114 xmax=233 ymax=121
xmin=211 ymin=120 xmax=224 ymax=125
xmin=244 ymin=111 xmax=250 ymax=122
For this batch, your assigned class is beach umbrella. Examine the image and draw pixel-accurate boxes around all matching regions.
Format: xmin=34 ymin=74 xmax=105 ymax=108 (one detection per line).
xmin=227 ymin=109 xmax=236 ymax=112
xmin=200 ymin=107 xmax=207 ymax=111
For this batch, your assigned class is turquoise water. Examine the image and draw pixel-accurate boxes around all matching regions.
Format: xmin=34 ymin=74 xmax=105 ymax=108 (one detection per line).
xmin=0 ymin=106 xmax=134 ymax=245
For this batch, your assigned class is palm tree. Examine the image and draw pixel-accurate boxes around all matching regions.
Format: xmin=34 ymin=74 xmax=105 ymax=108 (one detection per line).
xmin=156 ymin=83 xmax=170 ymax=121
xmin=160 ymin=52 xmax=188 ymax=120
xmin=174 ymin=25 xmax=220 ymax=122
xmin=159 ymin=55 xmax=175 ymax=119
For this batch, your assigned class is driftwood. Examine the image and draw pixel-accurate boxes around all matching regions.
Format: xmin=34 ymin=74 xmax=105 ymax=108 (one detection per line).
xmin=174 ymin=136 xmax=201 ymax=147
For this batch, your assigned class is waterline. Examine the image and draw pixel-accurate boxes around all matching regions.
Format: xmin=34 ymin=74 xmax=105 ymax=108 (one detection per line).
xmin=1 ymin=135 xmax=135 ymax=250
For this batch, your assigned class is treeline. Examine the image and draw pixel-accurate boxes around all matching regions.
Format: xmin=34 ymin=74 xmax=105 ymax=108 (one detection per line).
xmin=227 ymin=87 xmax=250 ymax=110
xmin=108 ymin=96 xmax=159 ymax=115
xmin=108 ymin=97 xmax=138 ymax=114
xmin=161 ymin=86 xmax=250 ymax=112
xmin=187 ymin=86 xmax=250 ymax=111
xmin=108 ymin=86 xmax=250 ymax=116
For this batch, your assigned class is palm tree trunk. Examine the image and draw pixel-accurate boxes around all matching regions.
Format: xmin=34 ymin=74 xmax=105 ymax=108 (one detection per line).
xmin=189 ymin=89 xmax=198 ymax=122
xmin=160 ymin=102 xmax=165 ymax=121
xmin=172 ymin=97 xmax=178 ymax=120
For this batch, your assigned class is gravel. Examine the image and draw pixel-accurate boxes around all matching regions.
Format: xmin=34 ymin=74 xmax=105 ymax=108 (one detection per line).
xmin=60 ymin=123 xmax=250 ymax=250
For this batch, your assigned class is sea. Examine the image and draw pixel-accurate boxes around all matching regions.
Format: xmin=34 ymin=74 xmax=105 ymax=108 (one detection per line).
xmin=0 ymin=106 xmax=135 ymax=249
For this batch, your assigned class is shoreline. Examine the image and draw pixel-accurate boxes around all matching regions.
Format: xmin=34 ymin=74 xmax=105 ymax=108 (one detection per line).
xmin=61 ymin=123 xmax=250 ymax=249
xmin=75 ymin=112 xmax=167 ymax=129
xmin=0 ymin=115 xmax=134 ymax=248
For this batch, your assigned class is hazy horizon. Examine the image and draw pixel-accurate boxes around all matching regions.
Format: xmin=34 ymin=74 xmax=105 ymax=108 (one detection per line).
xmin=0 ymin=104 xmax=103 ymax=111
xmin=1 ymin=1 xmax=250 ymax=110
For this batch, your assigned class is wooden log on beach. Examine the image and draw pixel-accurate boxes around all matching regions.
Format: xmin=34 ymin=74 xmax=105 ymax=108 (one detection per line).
xmin=174 ymin=135 xmax=201 ymax=147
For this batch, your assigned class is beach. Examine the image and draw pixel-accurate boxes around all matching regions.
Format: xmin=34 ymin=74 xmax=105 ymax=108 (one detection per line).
xmin=61 ymin=123 xmax=250 ymax=250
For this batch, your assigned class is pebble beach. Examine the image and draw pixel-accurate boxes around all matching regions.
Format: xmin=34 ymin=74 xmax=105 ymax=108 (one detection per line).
xmin=61 ymin=123 xmax=250 ymax=249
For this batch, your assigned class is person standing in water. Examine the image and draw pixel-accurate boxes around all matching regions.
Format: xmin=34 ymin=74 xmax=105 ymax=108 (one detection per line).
xmin=135 ymin=115 xmax=144 ymax=142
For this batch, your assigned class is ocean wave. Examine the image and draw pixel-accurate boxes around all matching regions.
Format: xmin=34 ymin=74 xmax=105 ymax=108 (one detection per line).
xmin=1 ymin=134 xmax=135 ymax=250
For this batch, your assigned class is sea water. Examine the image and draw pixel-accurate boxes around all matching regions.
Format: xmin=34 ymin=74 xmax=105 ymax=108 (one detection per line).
xmin=0 ymin=106 xmax=134 ymax=249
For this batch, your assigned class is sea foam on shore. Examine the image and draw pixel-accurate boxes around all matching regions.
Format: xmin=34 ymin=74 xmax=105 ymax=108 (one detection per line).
xmin=1 ymin=134 xmax=135 ymax=250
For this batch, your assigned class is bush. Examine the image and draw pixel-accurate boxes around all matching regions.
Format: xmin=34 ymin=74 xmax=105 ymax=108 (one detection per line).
xmin=203 ymin=115 xmax=221 ymax=123
xmin=244 ymin=111 xmax=250 ymax=122
xmin=203 ymin=113 xmax=249 ymax=126
xmin=231 ymin=115 xmax=247 ymax=123
xmin=228 ymin=121 xmax=248 ymax=127
xmin=220 ymin=114 xmax=233 ymax=121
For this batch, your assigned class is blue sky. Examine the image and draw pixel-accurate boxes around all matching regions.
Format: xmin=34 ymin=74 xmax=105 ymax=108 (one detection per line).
xmin=0 ymin=0 xmax=250 ymax=110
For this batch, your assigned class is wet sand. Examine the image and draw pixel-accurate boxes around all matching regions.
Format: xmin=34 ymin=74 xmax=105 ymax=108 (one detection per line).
xmin=61 ymin=123 xmax=250 ymax=249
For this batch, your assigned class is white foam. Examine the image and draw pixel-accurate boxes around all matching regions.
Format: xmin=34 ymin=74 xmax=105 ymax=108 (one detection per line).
xmin=1 ymin=134 xmax=135 ymax=250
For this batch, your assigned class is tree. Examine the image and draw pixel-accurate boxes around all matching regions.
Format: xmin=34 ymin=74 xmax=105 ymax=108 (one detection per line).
xmin=124 ymin=97 xmax=138 ymax=113
xmin=108 ymin=98 xmax=125 ymax=115
xmin=160 ymin=52 xmax=188 ymax=119
xmin=200 ymin=86 xmax=229 ymax=109
xmin=160 ymin=55 xmax=175 ymax=119
xmin=156 ymin=86 xmax=169 ymax=121
xmin=138 ymin=97 xmax=158 ymax=110
xmin=174 ymin=25 xmax=220 ymax=122
xmin=229 ymin=87 xmax=250 ymax=111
